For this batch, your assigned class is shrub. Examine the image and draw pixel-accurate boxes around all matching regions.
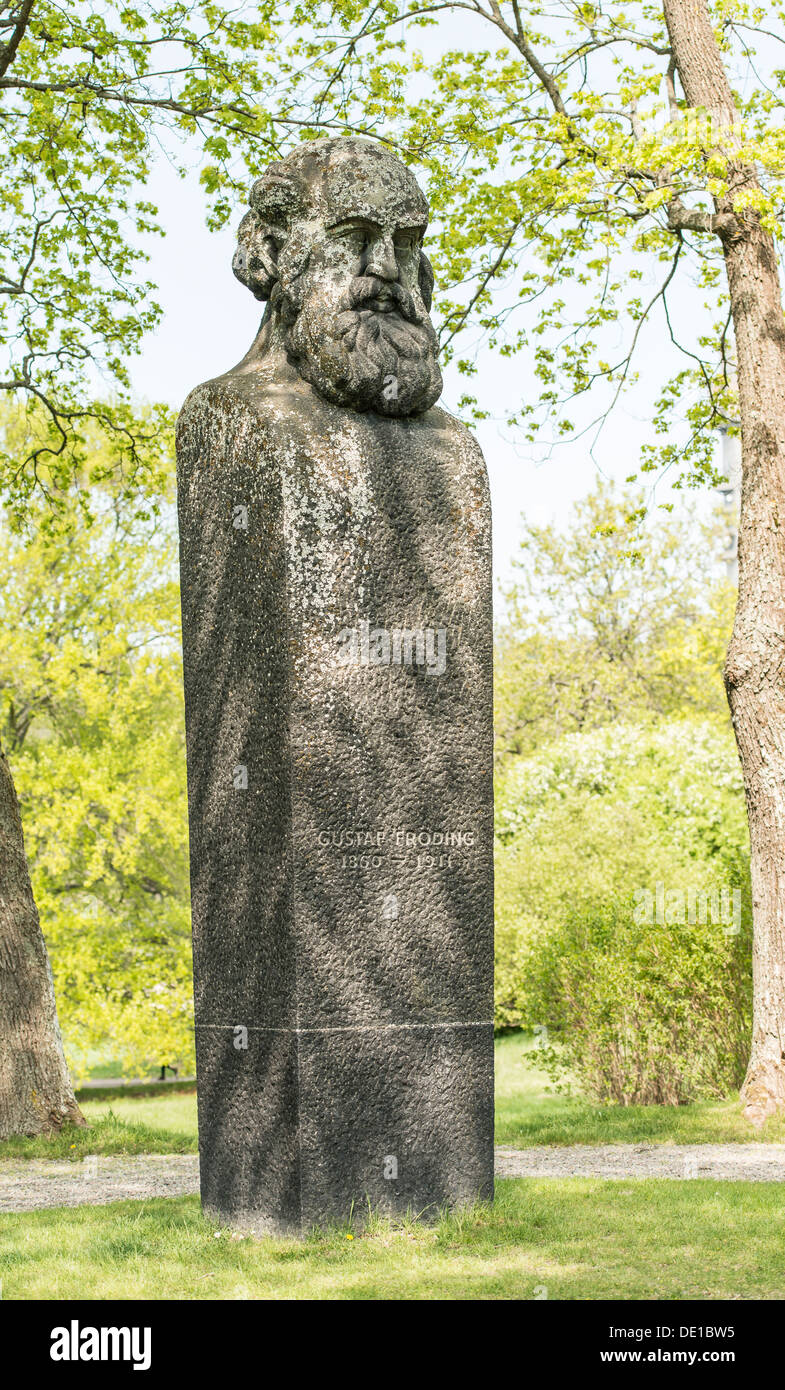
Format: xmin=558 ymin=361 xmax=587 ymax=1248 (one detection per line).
xmin=494 ymin=719 xmax=752 ymax=1101
xmin=521 ymin=894 xmax=751 ymax=1105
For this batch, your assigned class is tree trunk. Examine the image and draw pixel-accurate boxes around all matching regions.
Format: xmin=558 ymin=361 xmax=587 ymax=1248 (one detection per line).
xmin=664 ymin=0 xmax=785 ymax=1123
xmin=0 ymin=742 xmax=83 ymax=1139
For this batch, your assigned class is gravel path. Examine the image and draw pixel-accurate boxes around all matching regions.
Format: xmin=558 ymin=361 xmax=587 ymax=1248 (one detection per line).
xmin=0 ymin=1154 xmax=200 ymax=1213
xmin=3 ymin=1144 xmax=785 ymax=1214
xmin=495 ymin=1143 xmax=785 ymax=1182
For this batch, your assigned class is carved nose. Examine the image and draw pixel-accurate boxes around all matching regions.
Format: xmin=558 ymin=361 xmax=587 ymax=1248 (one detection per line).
xmin=363 ymin=234 xmax=398 ymax=282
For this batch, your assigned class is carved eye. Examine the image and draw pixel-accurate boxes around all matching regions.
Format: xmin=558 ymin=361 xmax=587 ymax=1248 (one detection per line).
xmin=394 ymin=233 xmax=418 ymax=253
xmin=336 ymin=224 xmax=371 ymax=251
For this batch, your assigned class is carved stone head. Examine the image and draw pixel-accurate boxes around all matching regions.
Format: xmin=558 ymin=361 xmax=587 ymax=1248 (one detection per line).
xmin=232 ymin=138 xmax=443 ymax=417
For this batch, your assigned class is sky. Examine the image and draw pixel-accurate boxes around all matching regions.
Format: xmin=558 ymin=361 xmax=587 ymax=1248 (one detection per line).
xmin=128 ymin=127 xmax=727 ymax=608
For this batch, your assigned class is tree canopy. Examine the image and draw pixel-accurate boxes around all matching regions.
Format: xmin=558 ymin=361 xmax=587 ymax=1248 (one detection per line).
xmin=7 ymin=2 xmax=784 ymax=506
xmin=270 ymin=0 xmax=785 ymax=481
xmin=0 ymin=0 xmax=299 ymax=509
xmin=0 ymin=437 xmax=191 ymax=1076
xmin=494 ymin=481 xmax=736 ymax=762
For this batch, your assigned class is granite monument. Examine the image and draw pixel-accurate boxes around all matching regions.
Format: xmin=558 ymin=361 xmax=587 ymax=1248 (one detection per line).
xmin=176 ymin=137 xmax=494 ymax=1234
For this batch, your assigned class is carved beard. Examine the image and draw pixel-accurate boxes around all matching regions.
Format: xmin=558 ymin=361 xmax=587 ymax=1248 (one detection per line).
xmin=284 ymin=275 xmax=443 ymax=417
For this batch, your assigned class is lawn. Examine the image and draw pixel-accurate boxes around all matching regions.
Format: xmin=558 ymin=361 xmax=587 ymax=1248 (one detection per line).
xmin=494 ymin=1035 xmax=785 ymax=1145
xmin=3 ymin=1034 xmax=785 ymax=1300
xmin=2 ymin=1032 xmax=783 ymax=1162
xmin=1 ymin=1179 xmax=783 ymax=1300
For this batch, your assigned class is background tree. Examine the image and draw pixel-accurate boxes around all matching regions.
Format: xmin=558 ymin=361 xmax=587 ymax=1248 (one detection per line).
xmin=271 ymin=0 xmax=785 ymax=1122
xmin=7 ymin=0 xmax=784 ymax=1131
xmin=495 ymin=482 xmax=735 ymax=763
xmin=0 ymin=448 xmax=191 ymax=1089
xmin=492 ymin=485 xmax=750 ymax=1101
xmin=0 ymin=0 xmax=294 ymax=1137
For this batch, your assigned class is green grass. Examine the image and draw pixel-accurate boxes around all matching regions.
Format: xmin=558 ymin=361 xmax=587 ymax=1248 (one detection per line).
xmin=3 ymin=1035 xmax=785 ymax=1300
xmin=3 ymin=1033 xmax=784 ymax=1162
xmin=82 ymin=1061 xmax=126 ymax=1080
xmin=0 ymin=1102 xmax=197 ymax=1161
xmin=80 ymin=1092 xmax=198 ymax=1138
xmin=495 ymin=1033 xmax=785 ymax=1146
xmin=1 ymin=1179 xmax=784 ymax=1300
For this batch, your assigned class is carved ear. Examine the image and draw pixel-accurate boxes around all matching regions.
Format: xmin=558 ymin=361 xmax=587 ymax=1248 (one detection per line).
xmin=418 ymin=250 xmax=435 ymax=312
xmin=234 ymin=166 xmax=306 ymax=301
xmin=233 ymin=214 xmax=280 ymax=301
